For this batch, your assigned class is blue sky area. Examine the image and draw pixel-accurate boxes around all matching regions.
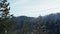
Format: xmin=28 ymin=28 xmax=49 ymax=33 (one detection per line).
xmin=8 ymin=0 xmax=60 ymax=17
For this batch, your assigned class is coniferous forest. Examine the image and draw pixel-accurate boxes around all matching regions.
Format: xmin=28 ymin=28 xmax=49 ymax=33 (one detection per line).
xmin=0 ymin=0 xmax=60 ymax=34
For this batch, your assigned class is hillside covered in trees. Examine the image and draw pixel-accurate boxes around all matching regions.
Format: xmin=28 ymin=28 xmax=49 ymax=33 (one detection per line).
xmin=12 ymin=13 xmax=60 ymax=34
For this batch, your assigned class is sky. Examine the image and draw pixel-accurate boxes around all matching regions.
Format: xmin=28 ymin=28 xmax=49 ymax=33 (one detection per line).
xmin=8 ymin=0 xmax=60 ymax=17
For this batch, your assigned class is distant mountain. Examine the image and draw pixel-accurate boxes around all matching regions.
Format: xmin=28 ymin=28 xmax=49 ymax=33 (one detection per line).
xmin=11 ymin=16 xmax=35 ymax=30
xmin=44 ymin=13 xmax=60 ymax=21
xmin=12 ymin=13 xmax=60 ymax=34
xmin=12 ymin=13 xmax=60 ymax=30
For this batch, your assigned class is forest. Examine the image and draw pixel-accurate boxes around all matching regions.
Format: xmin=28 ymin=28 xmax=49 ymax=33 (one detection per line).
xmin=12 ymin=13 xmax=60 ymax=34
xmin=0 ymin=0 xmax=60 ymax=34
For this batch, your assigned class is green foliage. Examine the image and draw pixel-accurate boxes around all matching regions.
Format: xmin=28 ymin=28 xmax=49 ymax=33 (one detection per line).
xmin=32 ymin=17 xmax=47 ymax=34
xmin=0 ymin=0 xmax=15 ymax=34
xmin=21 ymin=21 xmax=29 ymax=34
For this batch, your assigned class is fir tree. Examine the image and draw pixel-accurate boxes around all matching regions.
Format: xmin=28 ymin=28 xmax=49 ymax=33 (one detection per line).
xmin=0 ymin=0 xmax=15 ymax=34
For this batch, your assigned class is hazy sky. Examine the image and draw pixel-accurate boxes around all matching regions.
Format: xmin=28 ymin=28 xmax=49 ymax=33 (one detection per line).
xmin=8 ymin=0 xmax=60 ymax=17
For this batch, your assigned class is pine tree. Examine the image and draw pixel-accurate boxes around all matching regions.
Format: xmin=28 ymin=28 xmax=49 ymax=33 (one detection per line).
xmin=0 ymin=0 xmax=15 ymax=34
xmin=32 ymin=16 xmax=47 ymax=34
xmin=22 ymin=21 xmax=29 ymax=34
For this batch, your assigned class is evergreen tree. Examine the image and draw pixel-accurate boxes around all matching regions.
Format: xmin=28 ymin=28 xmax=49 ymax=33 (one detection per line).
xmin=32 ymin=16 xmax=47 ymax=34
xmin=22 ymin=21 xmax=29 ymax=34
xmin=0 ymin=0 xmax=15 ymax=34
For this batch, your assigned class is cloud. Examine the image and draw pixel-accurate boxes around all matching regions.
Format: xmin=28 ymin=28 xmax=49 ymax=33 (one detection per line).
xmin=8 ymin=0 xmax=60 ymax=17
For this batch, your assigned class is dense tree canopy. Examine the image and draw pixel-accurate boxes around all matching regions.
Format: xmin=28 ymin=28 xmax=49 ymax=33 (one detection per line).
xmin=0 ymin=0 xmax=15 ymax=34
